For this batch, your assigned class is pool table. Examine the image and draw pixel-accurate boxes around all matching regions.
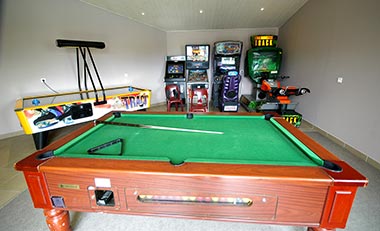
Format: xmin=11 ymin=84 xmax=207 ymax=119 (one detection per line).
xmin=14 ymin=111 xmax=368 ymax=231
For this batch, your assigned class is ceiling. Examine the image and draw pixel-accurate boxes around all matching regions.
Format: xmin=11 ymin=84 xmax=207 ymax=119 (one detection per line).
xmin=80 ymin=0 xmax=309 ymax=31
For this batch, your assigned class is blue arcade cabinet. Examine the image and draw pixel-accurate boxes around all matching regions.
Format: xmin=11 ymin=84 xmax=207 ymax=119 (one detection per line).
xmin=212 ymin=41 xmax=243 ymax=112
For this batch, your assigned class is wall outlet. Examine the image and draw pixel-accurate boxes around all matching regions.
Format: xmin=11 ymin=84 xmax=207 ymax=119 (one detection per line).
xmin=40 ymin=77 xmax=47 ymax=83
xmin=337 ymin=77 xmax=343 ymax=84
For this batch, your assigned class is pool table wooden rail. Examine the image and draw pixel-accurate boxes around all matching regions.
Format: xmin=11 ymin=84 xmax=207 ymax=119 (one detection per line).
xmin=14 ymin=111 xmax=368 ymax=231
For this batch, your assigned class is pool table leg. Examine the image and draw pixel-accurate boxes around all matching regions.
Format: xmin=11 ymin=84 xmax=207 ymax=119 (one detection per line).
xmin=307 ymin=227 xmax=336 ymax=231
xmin=43 ymin=209 xmax=72 ymax=231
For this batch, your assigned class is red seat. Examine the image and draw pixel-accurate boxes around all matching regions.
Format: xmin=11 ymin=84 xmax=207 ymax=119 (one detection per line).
xmin=165 ymin=84 xmax=184 ymax=112
xmin=189 ymin=88 xmax=208 ymax=112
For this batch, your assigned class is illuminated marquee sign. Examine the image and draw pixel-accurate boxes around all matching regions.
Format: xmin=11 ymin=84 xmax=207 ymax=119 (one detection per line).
xmin=251 ymin=35 xmax=278 ymax=48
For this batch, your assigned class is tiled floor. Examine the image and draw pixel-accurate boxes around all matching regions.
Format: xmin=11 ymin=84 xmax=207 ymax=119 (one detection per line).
xmin=0 ymin=134 xmax=33 ymax=208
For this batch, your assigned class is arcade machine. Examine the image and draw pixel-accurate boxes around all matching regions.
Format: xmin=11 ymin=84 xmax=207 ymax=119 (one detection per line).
xmin=240 ymin=35 xmax=310 ymax=127
xmin=185 ymin=44 xmax=210 ymax=111
xmin=164 ymin=55 xmax=186 ymax=102
xmin=212 ymin=41 xmax=243 ymax=112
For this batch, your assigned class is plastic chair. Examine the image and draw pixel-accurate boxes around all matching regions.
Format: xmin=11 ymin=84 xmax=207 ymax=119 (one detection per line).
xmin=189 ymin=88 xmax=208 ymax=112
xmin=165 ymin=84 xmax=184 ymax=112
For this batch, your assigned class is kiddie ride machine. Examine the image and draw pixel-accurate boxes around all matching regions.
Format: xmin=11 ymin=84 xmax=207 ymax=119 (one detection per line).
xmin=212 ymin=41 xmax=243 ymax=112
xmin=240 ymin=35 xmax=310 ymax=127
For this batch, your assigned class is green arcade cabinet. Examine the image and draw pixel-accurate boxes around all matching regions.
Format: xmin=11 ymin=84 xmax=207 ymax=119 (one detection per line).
xmin=240 ymin=35 xmax=310 ymax=127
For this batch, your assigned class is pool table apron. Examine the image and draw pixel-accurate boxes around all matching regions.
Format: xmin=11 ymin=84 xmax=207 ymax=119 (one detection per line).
xmin=38 ymin=158 xmax=334 ymax=226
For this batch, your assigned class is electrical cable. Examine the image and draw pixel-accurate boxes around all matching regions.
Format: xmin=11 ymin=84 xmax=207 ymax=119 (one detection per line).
xmin=41 ymin=78 xmax=59 ymax=104
xmin=41 ymin=79 xmax=59 ymax=94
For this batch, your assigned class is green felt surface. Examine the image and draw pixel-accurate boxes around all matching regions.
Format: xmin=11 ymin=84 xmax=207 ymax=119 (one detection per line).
xmin=54 ymin=113 xmax=323 ymax=166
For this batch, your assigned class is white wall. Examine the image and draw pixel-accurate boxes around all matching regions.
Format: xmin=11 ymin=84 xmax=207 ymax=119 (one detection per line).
xmin=167 ymin=28 xmax=278 ymax=95
xmin=279 ymin=0 xmax=380 ymax=162
xmin=0 ymin=0 xmax=167 ymax=136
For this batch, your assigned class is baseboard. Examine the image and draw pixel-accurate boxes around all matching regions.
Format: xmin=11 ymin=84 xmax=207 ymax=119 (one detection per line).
xmin=302 ymin=120 xmax=380 ymax=171
xmin=0 ymin=130 xmax=24 ymax=140
xmin=150 ymin=102 xmax=166 ymax=107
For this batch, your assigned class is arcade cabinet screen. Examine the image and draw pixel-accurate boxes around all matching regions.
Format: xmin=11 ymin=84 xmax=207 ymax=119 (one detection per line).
xmin=167 ymin=63 xmax=184 ymax=74
xmin=221 ymin=57 xmax=235 ymax=65
xmin=247 ymin=49 xmax=282 ymax=78
xmin=185 ymin=45 xmax=210 ymax=69
xmin=252 ymin=51 xmax=279 ymax=72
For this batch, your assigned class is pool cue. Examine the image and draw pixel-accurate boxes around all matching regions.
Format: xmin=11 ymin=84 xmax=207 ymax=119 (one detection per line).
xmin=96 ymin=121 xmax=224 ymax=135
